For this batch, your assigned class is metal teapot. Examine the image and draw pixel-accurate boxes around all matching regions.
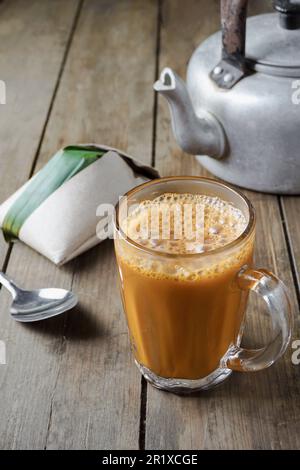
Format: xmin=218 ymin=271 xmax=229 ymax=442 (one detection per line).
xmin=154 ymin=0 xmax=300 ymax=194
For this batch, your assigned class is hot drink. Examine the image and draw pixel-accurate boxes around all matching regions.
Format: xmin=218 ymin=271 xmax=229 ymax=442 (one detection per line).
xmin=114 ymin=177 xmax=292 ymax=392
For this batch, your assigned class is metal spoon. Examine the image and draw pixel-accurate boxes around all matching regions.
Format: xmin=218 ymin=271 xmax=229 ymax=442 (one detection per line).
xmin=0 ymin=272 xmax=78 ymax=322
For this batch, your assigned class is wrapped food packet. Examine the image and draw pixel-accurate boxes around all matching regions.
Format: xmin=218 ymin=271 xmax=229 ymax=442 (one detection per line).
xmin=0 ymin=144 xmax=159 ymax=265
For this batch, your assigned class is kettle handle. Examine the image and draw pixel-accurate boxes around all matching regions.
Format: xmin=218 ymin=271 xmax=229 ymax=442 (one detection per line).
xmin=210 ymin=0 xmax=249 ymax=88
xmin=221 ymin=0 xmax=300 ymax=66
xmin=221 ymin=0 xmax=248 ymax=67
xmin=212 ymin=0 xmax=300 ymax=88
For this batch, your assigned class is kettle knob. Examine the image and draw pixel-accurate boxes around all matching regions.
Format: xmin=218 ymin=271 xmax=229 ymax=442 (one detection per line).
xmin=273 ymin=0 xmax=300 ymax=29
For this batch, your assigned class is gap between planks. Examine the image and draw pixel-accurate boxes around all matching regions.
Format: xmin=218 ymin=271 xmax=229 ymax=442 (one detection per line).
xmin=0 ymin=0 xmax=84 ymax=448
xmin=278 ymin=196 xmax=300 ymax=309
xmin=0 ymin=0 xmax=84 ymax=277
xmin=139 ymin=0 xmax=163 ymax=450
xmin=151 ymin=0 xmax=163 ymax=169
xmin=2 ymin=0 xmax=296 ymax=450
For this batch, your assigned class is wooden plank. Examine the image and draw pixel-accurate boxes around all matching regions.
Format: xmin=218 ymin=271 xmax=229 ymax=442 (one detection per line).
xmin=43 ymin=0 xmax=157 ymax=449
xmin=0 ymin=0 xmax=158 ymax=449
xmin=0 ymin=0 xmax=80 ymax=268
xmin=280 ymin=193 xmax=300 ymax=405
xmin=0 ymin=0 xmax=78 ymax=450
xmin=0 ymin=245 xmax=78 ymax=450
xmin=43 ymin=0 xmax=158 ymax=450
xmin=281 ymin=198 xmax=300 ymax=289
xmin=146 ymin=0 xmax=300 ymax=450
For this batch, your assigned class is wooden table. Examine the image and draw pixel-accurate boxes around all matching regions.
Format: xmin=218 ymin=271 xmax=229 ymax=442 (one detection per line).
xmin=0 ymin=0 xmax=299 ymax=450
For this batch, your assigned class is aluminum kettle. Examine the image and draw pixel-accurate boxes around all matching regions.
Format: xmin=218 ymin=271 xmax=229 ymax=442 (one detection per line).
xmin=154 ymin=0 xmax=300 ymax=194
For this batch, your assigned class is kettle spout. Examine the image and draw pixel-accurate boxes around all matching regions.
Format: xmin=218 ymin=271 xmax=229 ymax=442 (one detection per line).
xmin=154 ymin=68 xmax=225 ymax=158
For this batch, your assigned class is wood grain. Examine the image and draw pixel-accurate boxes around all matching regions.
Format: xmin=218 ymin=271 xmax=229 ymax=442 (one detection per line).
xmin=0 ymin=0 xmax=158 ymax=450
xmin=42 ymin=0 xmax=158 ymax=449
xmin=280 ymin=198 xmax=300 ymax=290
xmin=0 ymin=0 xmax=299 ymax=451
xmin=145 ymin=0 xmax=300 ymax=450
xmin=0 ymin=0 xmax=80 ymax=268
xmin=0 ymin=0 xmax=82 ymax=450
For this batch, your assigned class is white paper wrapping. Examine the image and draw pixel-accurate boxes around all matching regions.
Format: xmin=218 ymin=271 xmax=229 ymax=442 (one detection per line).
xmin=0 ymin=148 xmax=158 ymax=265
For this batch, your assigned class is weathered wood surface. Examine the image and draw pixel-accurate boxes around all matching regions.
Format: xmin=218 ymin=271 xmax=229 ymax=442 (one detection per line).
xmin=40 ymin=0 xmax=158 ymax=450
xmin=0 ymin=0 xmax=80 ymax=267
xmin=146 ymin=0 xmax=300 ymax=450
xmin=281 ymin=197 xmax=300 ymax=289
xmin=0 ymin=0 xmax=299 ymax=450
xmin=0 ymin=0 xmax=157 ymax=450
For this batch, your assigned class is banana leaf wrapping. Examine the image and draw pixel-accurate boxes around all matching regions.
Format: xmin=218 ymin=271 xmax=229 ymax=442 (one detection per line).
xmin=0 ymin=144 xmax=159 ymax=265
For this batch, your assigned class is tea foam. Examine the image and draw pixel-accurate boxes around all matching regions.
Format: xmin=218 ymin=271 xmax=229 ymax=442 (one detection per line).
xmin=122 ymin=193 xmax=247 ymax=255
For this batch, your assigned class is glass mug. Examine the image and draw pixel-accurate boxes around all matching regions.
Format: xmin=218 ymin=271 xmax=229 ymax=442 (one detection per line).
xmin=114 ymin=177 xmax=292 ymax=393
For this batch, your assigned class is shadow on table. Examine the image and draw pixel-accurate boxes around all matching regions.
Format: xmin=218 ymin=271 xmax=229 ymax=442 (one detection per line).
xmin=174 ymin=358 xmax=294 ymax=402
xmin=22 ymin=302 xmax=105 ymax=342
xmin=62 ymin=239 xmax=115 ymax=276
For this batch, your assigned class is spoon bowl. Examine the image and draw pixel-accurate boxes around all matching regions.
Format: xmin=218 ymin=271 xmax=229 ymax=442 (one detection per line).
xmin=0 ymin=272 xmax=78 ymax=322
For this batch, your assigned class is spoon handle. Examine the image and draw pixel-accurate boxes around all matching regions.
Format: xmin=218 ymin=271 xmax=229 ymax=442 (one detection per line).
xmin=0 ymin=272 xmax=20 ymax=298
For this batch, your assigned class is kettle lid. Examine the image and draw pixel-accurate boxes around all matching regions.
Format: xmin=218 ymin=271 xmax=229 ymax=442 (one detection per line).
xmin=246 ymin=13 xmax=300 ymax=77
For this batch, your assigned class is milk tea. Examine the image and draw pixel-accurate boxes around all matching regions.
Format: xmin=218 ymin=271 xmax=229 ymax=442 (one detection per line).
xmin=115 ymin=193 xmax=253 ymax=380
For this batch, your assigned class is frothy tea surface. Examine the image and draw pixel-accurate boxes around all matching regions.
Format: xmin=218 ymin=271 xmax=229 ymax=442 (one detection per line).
xmin=115 ymin=190 xmax=254 ymax=379
xmin=122 ymin=193 xmax=247 ymax=254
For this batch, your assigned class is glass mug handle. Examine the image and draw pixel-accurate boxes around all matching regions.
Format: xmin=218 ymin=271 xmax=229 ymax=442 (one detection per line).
xmin=222 ymin=267 xmax=293 ymax=372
